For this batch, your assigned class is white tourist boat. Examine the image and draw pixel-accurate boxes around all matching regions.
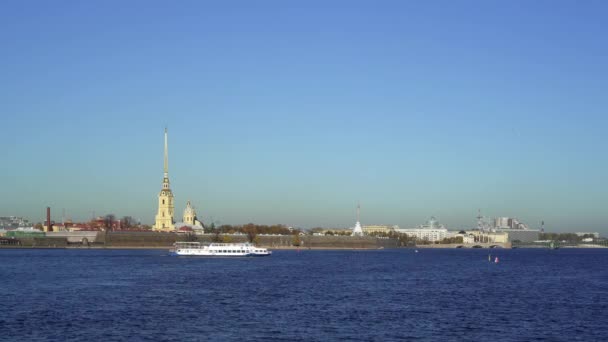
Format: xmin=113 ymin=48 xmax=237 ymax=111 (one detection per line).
xmin=171 ymin=242 xmax=272 ymax=257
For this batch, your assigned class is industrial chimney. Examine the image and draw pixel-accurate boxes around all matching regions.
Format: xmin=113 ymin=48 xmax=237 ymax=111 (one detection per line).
xmin=46 ymin=207 xmax=52 ymax=232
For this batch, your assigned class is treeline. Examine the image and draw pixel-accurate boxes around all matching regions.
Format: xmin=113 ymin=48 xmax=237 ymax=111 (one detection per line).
xmin=207 ymin=223 xmax=300 ymax=236
xmin=539 ymin=233 xmax=596 ymax=243
xmin=395 ymin=235 xmax=463 ymax=245
xmin=366 ymin=231 xmax=409 ymax=240
xmin=34 ymin=214 xmax=148 ymax=231
xmin=203 ymin=223 xmax=300 ymax=244
xmin=320 ymin=230 xmax=352 ymax=236
xmin=368 ymin=231 xmax=463 ymax=245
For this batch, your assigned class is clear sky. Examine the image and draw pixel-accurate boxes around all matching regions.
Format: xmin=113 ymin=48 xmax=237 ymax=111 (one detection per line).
xmin=1 ymin=1 xmax=607 ymax=233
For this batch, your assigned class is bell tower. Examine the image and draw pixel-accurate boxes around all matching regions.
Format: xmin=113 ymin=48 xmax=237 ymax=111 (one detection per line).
xmin=153 ymin=128 xmax=175 ymax=231
xmin=183 ymin=200 xmax=196 ymax=225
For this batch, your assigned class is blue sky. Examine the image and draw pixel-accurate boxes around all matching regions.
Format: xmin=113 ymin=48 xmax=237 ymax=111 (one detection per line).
xmin=1 ymin=1 xmax=606 ymax=232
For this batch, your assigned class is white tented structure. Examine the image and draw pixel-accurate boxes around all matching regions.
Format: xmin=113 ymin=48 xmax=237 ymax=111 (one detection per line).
xmin=351 ymin=203 xmax=364 ymax=236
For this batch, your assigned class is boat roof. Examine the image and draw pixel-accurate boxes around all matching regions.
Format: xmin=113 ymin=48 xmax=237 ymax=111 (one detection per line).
xmin=209 ymin=242 xmax=252 ymax=246
xmin=174 ymin=241 xmax=201 ymax=245
xmin=174 ymin=242 xmax=254 ymax=246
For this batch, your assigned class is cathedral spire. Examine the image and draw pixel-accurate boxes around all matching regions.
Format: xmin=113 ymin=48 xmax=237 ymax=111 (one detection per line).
xmin=161 ymin=128 xmax=170 ymax=190
xmin=164 ymin=127 xmax=169 ymax=178
xmin=154 ymin=127 xmax=175 ymax=231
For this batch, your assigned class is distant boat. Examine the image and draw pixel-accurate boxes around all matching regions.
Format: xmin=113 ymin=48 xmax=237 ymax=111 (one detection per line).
xmin=494 ymin=256 xmax=499 ymax=263
xmin=549 ymin=241 xmax=559 ymax=250
xmin=171 ymin=242 xmax=271 ymax=257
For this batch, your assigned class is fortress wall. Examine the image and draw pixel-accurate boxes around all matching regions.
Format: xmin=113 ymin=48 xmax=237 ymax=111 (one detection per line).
xmin=105 ymin=232 xmax=179 ymax=247
xmin=16 ymin=237 xmax=68 ymax=247
xmin=301 ymin=236 xmax=398 ymax=249
xmin=11 ymin=232 xmax=399 ymax=249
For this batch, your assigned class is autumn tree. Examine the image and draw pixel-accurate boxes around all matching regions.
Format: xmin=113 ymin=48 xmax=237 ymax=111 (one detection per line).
xmin=104 ymin=214 xmax=116 ymax=231
xmin=292 ymin=234 xmax=301 ymax=247
xmin=243 ymin=223 xmax=258 ymax=243
xmin=121 ymin=216 xmax=136 ymax=229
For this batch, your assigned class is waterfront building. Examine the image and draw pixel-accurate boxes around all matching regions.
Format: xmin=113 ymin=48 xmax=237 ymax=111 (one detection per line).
xmin=153 ymin=129 xmax=175 ymax=231
xmin=456 ymin=232 xmax=476 ymax=244
xmin=465 ymin=230 xmax=509 ymax=243
xmin=575 ymin=232 xmax=600 ymax=238
xmin=362 ymin=225 xmax=396 ymax=235
xmin=314 ymin=228 xmax=352 ymax=236
xmin=498 ymin=229 xmax=539 ymax=243
xmin=183 ymin=200 xmax=203 ymax=227
xmin=175 ymin=200 xmax=204 ymax=234
xmin=5 ymin=227 xmax=45 ymax=238
xmin=0 ymin=216 xmax=30 ymax=229
xmin=394 ymin=217 xmax=448 ymax=242
xmin=494 ymin=217 xmax=511 ymax=229
xmin=493 ymin=217 xmax=529 ymax=230
xmin=461 ymin=228 xmax=537 ymax=243
xmin=475 ymin=211 xmax=537 ymax=242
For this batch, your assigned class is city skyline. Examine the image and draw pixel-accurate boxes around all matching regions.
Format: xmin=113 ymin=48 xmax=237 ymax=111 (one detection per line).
xmin=1 ymin=2 xmax=607 ymax=233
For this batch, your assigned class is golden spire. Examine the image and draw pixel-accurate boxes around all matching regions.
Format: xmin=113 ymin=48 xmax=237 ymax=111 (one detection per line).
xmin=164 ymin=127 xmax=169 ymax=177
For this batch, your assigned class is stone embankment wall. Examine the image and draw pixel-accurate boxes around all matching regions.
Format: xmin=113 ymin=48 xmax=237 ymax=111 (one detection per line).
xmin=301 ymin=236 xmax=398 ymax=249
xmin=16 ymin=237 xmax=68 ymax=248
xmin=103 ymin=232 xmax=178 ymax=247
xmin=102 ymin=232 xmax=398 ymax=249
xmin=415 ymin=242 xmax=512 ymax=248
xmin=3 ymin=232 xmax=399 ymax=249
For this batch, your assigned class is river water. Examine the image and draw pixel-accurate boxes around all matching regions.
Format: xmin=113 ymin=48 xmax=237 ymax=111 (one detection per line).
xmin=0 ymin=248 xmax=606 ymax=341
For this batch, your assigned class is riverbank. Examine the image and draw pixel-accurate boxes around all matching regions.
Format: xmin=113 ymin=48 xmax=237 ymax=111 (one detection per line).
xmin=2 ymin=244 xmax=606 ymax=250
xmin=0 ymin=245 xmax=387 ymax=250
xmin=1 ymin=232 xmax=400 ymax=250
xmin=268 ymin=246 xmax=385 ymax=250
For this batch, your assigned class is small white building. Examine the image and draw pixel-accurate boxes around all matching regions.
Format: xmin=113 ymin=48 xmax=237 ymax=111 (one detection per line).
xmin=575 ymin=232 xmax=600 ymax=238
xmin=362 ymin=225 xmax=396 ymax=235
xmin=449 ymin=231 xmax=475 ymax=244
xmin=394 ymin=217 xmax=448 ymax=242
xmin=182 ymin=200 xmax=203 ymax=228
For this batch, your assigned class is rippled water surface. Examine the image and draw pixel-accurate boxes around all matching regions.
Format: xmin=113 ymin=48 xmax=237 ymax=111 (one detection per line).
xmin=1 ymin=248 xmax=607 ymax=341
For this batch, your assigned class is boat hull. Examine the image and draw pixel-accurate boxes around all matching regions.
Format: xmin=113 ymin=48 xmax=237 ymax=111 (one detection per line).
xmin=171 ymin=242 xmax=272 ymax=257
xmin=172 ymin=252 xmax=271 ymax=257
